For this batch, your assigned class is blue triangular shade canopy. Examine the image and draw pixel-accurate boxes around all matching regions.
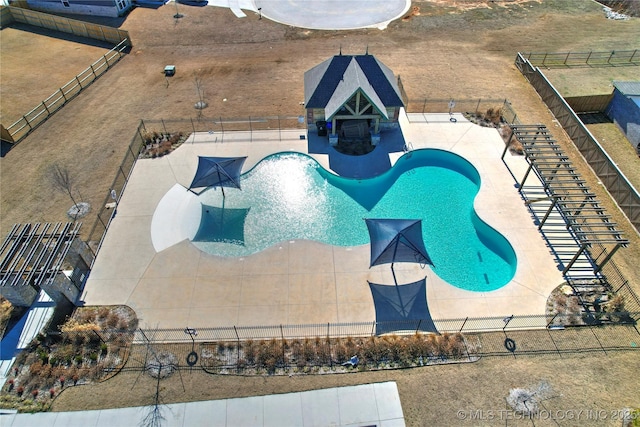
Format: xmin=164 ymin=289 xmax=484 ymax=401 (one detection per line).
xmin=365 ymin=218 xmax=433 ymax=267
xmin=192 ymin=204 xmax=250 ymax=246
xmin=188 ymin=156 xmax=247 ymax=191
xmin=368 ymin=278 xmax=438 ymax=335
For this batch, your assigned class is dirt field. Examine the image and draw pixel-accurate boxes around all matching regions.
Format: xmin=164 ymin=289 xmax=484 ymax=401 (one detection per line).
xmin=0 ymin=24 xmax=113 ymax=125
xmin=51 ymin=351 xmax=640 ymax=427
xmin=2 ymin=0 xmax=640 ymax=424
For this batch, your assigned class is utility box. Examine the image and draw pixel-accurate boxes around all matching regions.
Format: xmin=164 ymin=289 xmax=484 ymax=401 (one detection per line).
xmin=164 ymin=65 xmax=176 ymax=77
xmin=316 ymin=120 xmax=327 ymax=136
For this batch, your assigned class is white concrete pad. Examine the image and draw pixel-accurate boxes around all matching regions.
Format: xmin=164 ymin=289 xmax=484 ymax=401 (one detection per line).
xmin=3 ymin=382 xmax=405 ymax=427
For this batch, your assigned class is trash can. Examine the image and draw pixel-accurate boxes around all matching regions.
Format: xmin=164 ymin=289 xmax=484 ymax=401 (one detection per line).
xmin=316 ymin=121 xmax=327 ymax=136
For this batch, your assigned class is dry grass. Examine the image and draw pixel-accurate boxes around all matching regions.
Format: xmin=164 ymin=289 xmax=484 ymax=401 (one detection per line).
xmin=0 ymin=297 xmax=13 ymax=336
xmin=48 ymin=350 xmax=640 ymax=427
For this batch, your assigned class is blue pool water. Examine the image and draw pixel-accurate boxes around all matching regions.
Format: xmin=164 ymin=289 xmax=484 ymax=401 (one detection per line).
xmin=193 ymin=150 xmax=517 ymax=292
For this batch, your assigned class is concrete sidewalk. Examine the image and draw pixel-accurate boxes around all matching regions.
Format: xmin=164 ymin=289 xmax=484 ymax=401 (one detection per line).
xmin=2 ymin=381 xmax=405 ymax=427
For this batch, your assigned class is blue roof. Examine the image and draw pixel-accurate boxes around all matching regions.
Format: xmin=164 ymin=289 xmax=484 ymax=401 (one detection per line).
xmin=613 ymin=81 xmax=640 ymax=96
xmin=304 ymin=55 xmax=404 ymax=114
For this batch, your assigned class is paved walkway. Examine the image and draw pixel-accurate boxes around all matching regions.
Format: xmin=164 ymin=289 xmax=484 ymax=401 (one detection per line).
xmin=1 ymin=381 xmax=405 ymax=427
xmin=204 ymin=0 xmax=410 ymax=30
xmin=83 ymin=112 xmax=565 ymax=330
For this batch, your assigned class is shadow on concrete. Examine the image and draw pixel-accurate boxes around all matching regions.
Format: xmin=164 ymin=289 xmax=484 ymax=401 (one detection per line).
xmin=307 ymin=127 xmax=406 ymax=179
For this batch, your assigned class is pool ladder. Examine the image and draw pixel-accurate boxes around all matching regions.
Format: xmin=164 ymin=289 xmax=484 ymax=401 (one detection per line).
xmin=403 ymin=142 xmax=414 ymax=153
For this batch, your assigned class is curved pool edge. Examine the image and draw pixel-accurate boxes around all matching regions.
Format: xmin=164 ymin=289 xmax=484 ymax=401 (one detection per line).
xmin=151 ymin=183 xmax=202 ymax=252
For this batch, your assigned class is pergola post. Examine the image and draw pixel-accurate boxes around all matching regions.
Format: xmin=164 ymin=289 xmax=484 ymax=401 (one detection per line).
xmin=538 ymin=196 xmax=558 ymax=229
xmin=563 ymin=243 xmax=588 ymax=275
xmin=519 ymin=162 xmax=534 ymax=192
xmin=594 ymin=243 xmax=622 ymax=274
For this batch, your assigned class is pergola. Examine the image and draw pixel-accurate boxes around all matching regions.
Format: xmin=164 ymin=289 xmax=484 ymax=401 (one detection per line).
xmin=0 ymin=223 xmax=88 ymax=307
xmin=503 ymin=124 xmax=629 ymax=277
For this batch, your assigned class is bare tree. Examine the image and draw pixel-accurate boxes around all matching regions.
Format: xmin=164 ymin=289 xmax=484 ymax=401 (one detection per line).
xmin=194 ymin=72 xmax=208 ymax=119
xmin=47 ymin=163 xmax=90 ymax=220
xmin=49 ymin=163 xmax=80 ymax=207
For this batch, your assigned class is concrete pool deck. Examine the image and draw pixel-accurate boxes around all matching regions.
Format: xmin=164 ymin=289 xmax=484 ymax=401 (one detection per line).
xmin=83 ymin=112 xmax=565 ymax=330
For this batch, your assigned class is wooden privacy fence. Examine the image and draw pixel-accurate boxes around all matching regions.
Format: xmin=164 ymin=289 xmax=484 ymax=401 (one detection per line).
xmin=3 ymin=38 xmax=129 ymax=144
xmin=515 ymin=52 xmax=640 ymax=233
xmin=521 ymin=50 xmax=640 ymax=68
xmin=1 ymin=6 xmax=130 ymax=45
xmin=564 ymin=94 xmax=614 ymax=114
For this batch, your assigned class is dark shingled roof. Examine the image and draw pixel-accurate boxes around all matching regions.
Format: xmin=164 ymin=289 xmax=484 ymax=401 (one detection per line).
xmin=304 ymin=54 xmax=404 ymax=116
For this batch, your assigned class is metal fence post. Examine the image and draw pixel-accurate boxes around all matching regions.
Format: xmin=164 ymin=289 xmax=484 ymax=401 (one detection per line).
xmin=459 ymin=317 xmax=468 ymax=333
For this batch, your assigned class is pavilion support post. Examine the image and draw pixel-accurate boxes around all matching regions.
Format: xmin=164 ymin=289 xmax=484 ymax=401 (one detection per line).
xmin=594 ymin=243 xmax=622 ymax=274
xmin=538 ymin=197 xmax=558 ymax=230
xmin=374 ymin=118 xmax=379 ymax=134
xmin=563 ymin=243 xmax=588 ymax=275
xmin=332 ymin=117 xmax=337 ymax=135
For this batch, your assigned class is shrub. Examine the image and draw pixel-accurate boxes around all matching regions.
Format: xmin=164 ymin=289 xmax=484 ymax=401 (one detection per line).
xmin=105 ymin=312 xmax=121 ymax=328
xmin=243 ymin=340 xmax=256 ymax=364
xmin=37 ymin=363 xmax=52 ymax=381
xmin=29 ymin=361 xmax=44 ymax=376
xmin=333 ymin=341 xmax=349 ymax=363
xmin=97 ymin=307 xmax=110 ymax=320
xmin=16 ymin=386 xmax=24 ymax=396
xmin=606 ymin=294 xmax=625 ymax=313
xmin=31 ymin=389 xmax=39 ymax=398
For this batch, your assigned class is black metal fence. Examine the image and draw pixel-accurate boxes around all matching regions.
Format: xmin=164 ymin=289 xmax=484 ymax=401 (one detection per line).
xmin=85 ymin=120 xmax=145 ymax=256
xmin=404 ymin=98 xmax=519 ymax=124
xmin=124 ymin=313 xmax=638 ymax=344
xmin=521 ymin=50 xmax=640 ymax=68
xmin=99 ymin=314 xmax=640 ymax=374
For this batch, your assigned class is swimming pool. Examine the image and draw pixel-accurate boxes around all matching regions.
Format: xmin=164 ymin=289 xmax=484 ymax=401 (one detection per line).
xmin=192 ymin=150 xmax=517 ymax=292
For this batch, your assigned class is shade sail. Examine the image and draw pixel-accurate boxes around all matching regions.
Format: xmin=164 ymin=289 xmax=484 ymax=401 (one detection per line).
xmin=365 ymin=218 xmax=433 ymax=267
xmin=192 ymin=204 xmax=249 ymax=246
xmin=368 ymin=278 xmax=438 ymax=335
xmin=188 ymin=156 xmax=247 ymax=191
